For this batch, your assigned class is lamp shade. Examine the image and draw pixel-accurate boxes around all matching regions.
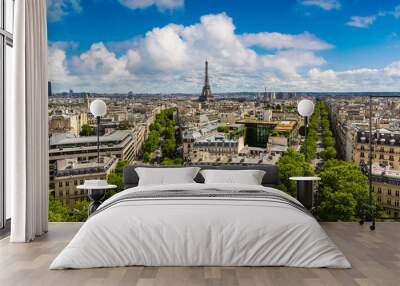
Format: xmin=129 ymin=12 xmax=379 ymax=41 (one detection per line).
xmin=297 ymin=99 xmax=315 ymax=117
xmin=90 ymin=99 xmax=107 ymax=117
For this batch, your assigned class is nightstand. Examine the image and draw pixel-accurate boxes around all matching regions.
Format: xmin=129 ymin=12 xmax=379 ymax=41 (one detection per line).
xmin=77 ymin=180 xmax=117 ymax=215
xmin=289 ymin=176 xmax=321 ymax=210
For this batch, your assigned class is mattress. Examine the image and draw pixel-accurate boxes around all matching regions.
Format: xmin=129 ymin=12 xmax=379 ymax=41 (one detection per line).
xmin=50 ymin=183 xmax=351 ymax=269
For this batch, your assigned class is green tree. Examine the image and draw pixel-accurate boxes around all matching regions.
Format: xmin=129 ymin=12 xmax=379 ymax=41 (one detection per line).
xmin=323 ymin=130 xmax=333 ymax=138
xmin=150 ymin=122 xmax=162 ymax=132
xmin=217 ymin=126 xmax=231 ymax=133
xmin=49 ymin=194 xmax=89 ymax=222
xmin=174 ymin=158 xmax=184 ymax=165
xmin=70 ymin=200 xmax=89 ymax=222
xmin=164 ymin=125 xmax=176 ymax=140
xmin=321 ymin=146 xmax=337 ymax=160
xmin=319 ymin=189 xmax=357 ymax=221
xmin=106 ymin=160 xmax=129 ymax=198
xmin=277 ymin=148 xmax=314 ymax=196
xmin=318 ymin=160 xmax=369 ymax=221
xmin=160 ymin=157 xmax=175 ymax=165
xmin=142 ymin=130 xmax=160 ymax=153
xmin=49 ymin=194 xmax=70 ymax=221
xmin=162 ymin=138 xmax=176 ymax=158
xmin=141 ymin=108 xmax=178 ymax=161
xmin=143 ymin=152 xmax=151 ymax=162
xmin=323 ymin=136 xmax=336 ymax=148
xmin=80 ymin=124 xmax=95 ymax=136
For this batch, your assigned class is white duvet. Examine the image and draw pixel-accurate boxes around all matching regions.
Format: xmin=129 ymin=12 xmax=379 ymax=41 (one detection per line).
xmin=50 ymin=183 xmax=351 ymax=269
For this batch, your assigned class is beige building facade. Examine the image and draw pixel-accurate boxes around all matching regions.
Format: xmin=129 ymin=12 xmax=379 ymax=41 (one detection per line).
xmin=54 ymin=157 xmax=118 ymax=208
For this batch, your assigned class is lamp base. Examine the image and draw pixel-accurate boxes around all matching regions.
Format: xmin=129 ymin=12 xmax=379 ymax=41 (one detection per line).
xmin=88 ymin=189 xmax=106 ymax=216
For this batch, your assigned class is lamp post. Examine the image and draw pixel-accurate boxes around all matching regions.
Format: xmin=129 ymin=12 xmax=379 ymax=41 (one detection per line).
xmin=82 ymin=99 xmax=109 ymax=216
xmin=90 ymin=99 xmax=107 ymax=165
xmin=297 ymin=99 xmax=315 ymax=161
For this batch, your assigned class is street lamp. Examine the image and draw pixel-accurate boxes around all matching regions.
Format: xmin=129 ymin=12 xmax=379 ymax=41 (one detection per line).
xmin=297 ymin=99 xmax=315 ymax=160
xmin=90 ymin=99 xmax=107 ymax=164
xmin=81 ymin=99 xmax=111 ymax=216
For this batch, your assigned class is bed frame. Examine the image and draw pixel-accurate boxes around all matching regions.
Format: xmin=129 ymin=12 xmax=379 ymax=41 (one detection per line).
xmin=123 ymin=164 xmax=280 ymax=189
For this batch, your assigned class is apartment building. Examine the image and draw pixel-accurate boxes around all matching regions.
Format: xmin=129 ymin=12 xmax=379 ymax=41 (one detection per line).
xmin=49 ymin=128 xmax=145 ymax=189
xmin=54 ymin=157 xmax=118 ymax=207
xmin=371 ymin=164 xmax=400 ymax=218
xmin=353 ymin=129 xmax=400 ymax=169
xmin=49 ymin=111 xmax=88 ymax=136
xmin=187 ymin=133 xmax=245 ymax=163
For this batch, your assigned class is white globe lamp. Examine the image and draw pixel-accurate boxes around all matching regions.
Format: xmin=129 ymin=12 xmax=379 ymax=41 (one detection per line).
xmin=89 ymin=99 xmax=107 ymax=164
xmin=297 ymin=99 xmax=315 ymax=117
xmin=90 ymin=99 xmax=107 ymax=117
xmin=297 ymin=99 xmax=315 ymax=161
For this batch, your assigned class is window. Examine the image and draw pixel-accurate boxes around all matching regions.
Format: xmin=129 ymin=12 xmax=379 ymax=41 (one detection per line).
xmin=58 ymin=182 xmax=62 ymax=187
xmin=388 ymin=189 xmax=392 ymax=196
xmin=1 ymin=0 xmax=14 ymax=229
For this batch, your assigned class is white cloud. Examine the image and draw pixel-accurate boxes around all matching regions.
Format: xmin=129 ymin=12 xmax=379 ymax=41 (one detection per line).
xmin=300 ymin=0 xmax=341 ymax=11
xmin=47 ymin=0 xmax=82 ymax=22
xmin=384 ymin=61 xmax=400 ymax=77
xmin=141 ymin=24 xmax=189 ymax=71
xmin=262 ymin=50 xmax=326 ymax=78
xmin=346 ymin=4 xmax=400 ymax=29
xmin=308 ymin=68 xmax=337 ymax=80
xmin=48 ymin=12 xmax=400 ymax=92
xmin=118 ymin=0 xmax=183 ymax=11
xmin=347 ymin=16 xmax=377 ymax=28
xmin=302 ymin=65 xmax=400 ymax=91
xmin=48 ymin=44 xmax=78 ymax=85
xmin=240 ymin=31 xmax=333 ymax=51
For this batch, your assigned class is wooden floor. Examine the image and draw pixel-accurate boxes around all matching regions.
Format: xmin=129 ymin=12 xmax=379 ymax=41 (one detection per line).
xmin=0 ymin=222 xmax=399 ymax=286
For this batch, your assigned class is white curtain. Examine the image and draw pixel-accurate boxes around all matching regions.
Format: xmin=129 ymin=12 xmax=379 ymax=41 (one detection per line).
xmin=7 ymin=0 xmax=49 ymax=242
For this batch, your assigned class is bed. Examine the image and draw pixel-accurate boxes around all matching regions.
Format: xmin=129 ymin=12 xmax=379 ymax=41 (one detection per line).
xmin=50 ymin=165 xmax=351 ymax=269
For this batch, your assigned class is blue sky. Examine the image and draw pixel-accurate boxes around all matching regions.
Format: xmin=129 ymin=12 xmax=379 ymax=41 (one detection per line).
xmin=47 ymin=0 xmax=400 ymax=92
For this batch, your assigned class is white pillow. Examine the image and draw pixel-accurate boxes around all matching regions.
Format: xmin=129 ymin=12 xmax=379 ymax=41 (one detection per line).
xmin=200 ymin=169 xmax=266 ymax=185
xmin=135 ymin=167 xmax=200 ymax=186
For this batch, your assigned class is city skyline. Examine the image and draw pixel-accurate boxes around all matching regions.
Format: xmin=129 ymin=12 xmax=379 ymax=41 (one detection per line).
xmin=48 ymin=0 xmax=400 ymax=93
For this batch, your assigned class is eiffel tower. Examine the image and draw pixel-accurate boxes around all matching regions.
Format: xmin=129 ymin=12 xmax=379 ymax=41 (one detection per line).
xmin=198 ymin=60 xmax=214 ymax=102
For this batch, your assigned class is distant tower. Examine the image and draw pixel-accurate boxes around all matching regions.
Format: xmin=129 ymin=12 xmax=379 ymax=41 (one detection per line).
xmin=199 ymin=60 xmax=214 ymax=102
xmin=48 ymin=81 xmax=52 ymax=97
